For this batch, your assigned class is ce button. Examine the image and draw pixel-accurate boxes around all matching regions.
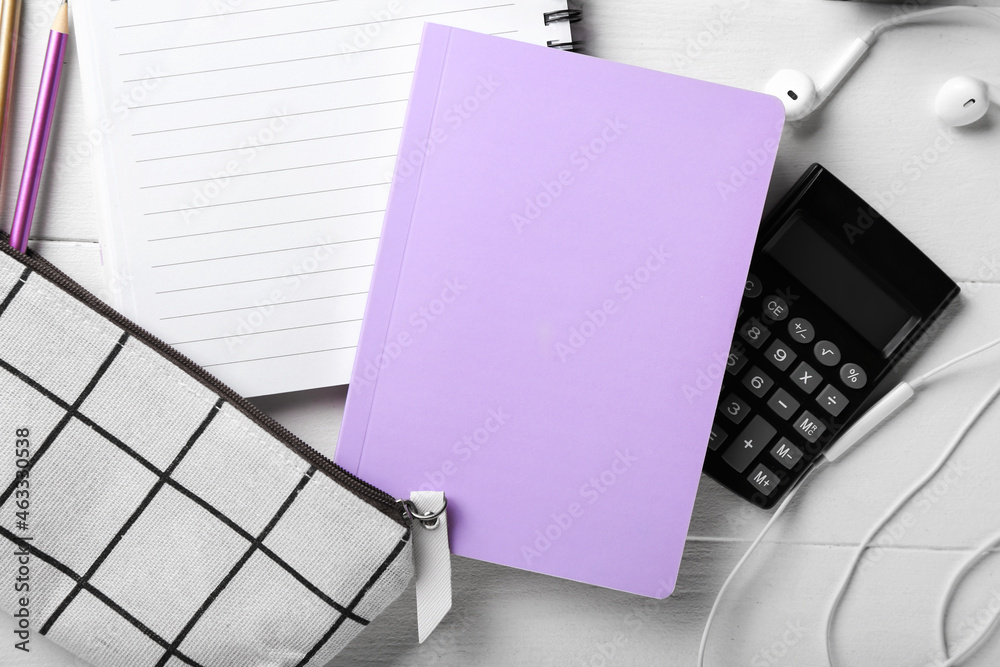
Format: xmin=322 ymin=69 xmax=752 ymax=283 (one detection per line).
xmin=763 ymin=295 xmax=789 ymax=322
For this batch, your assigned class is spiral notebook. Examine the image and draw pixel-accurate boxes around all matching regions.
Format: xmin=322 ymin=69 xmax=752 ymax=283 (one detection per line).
xmin=336 ymin=25 xmax=785 ymax=596
xmin=72 ymin=0 xmax=578 ymax=397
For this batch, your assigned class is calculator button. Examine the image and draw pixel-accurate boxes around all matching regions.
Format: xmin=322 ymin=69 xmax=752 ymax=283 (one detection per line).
xmin=719 ymin=393 xmax=751 ymax=424
xmin=840 ymin=363 xmax=868 ymax=389
xmin=817 ymin=384 xmax=849 ymax=416
xmin=708 ymin=423 xmax=728 ymax=451
xmin=741 ymin=366 xmax=774 ymax=398
xmin=722 ymin=415 xmax=777 ymax=473
xmin=744 ymin=273 xmax=762 ymax=298
xmin=747 ymin=463 xmax=779 ymax=496
xmin=813 ymin=340 xmax=842 ymax=367
xmin=764 ymin=339 xmax=797 ymax=371
xmin=793 ymin=410 xmax=826 ymax=443
xmin=790 ymin=361 xmax=822 ymax=394
xmin=726 ymin=344 xmax=748 ymax=376
xmin=770 ymin=438 xmax=803 ymax=469
xmin=767 ymin=388 xmax=800 ymax=420
xmin=788 ymin=317 xmax=815 ymax=344
xmin=739 ymin=318 xmax=771 ymax=349
xmin=763 ymin=295 xmax=789 ymax=322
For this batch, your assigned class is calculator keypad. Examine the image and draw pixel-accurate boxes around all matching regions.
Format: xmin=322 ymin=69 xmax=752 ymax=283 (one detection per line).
xmin=704 ymin=267 xmax=882 ymax=508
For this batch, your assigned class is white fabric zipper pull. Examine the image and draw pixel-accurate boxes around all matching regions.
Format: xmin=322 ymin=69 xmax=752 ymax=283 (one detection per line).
xmin=407 ymin=491 xmax=452 ymax=643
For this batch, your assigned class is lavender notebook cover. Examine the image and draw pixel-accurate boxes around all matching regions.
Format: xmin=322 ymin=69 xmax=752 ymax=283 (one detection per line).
xmin=336 ymin=24 xmax=784 ymax=597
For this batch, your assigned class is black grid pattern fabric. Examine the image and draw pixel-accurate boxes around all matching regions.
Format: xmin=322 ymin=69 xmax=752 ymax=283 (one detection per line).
xmin=0 ymin=253 xmax=413 ymax=667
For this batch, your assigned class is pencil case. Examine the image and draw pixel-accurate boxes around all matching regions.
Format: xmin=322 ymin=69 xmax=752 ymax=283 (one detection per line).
xmin=0 ymin=232 xmax=415 ymax=667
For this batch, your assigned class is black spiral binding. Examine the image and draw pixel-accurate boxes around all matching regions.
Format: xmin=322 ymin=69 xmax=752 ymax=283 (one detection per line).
xmin=543 ymin=8 xmax=583 ymax=52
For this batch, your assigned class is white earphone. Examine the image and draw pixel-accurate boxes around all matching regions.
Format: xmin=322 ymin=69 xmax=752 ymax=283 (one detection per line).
xmin=764 ymin=7 xmax=1000 ymax=126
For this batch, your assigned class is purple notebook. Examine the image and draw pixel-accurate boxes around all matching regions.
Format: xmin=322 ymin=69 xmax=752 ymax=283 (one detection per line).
xmin=336 ymin=24 xmax=784 ymax=597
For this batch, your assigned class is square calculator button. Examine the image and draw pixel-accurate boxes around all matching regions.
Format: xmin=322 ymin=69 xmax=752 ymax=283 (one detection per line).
xmin=741 ymin=366 xmax=774 ymax=398
xmin=794 ymin=410 xmax=826 ymax=443
xmin=747 ymin=463 xmax=779 ymax=496
xmin=708 ymin=423 xmax=728 ymax=451
xmin=790 ymin=361 xmax=822 ymax=394
xmin=722 ymin=415 xmax=777 ymax=473
xmin=771 ymin=437 xmax=803 ymax=469
xmin=718 ymin=393 xmax=751 ymax=425
xmin=764 ymin=339 xmax=797 ymax=371
xmin=738 ymin=318 xmax=771 ymax=349
xmin=726 ymin=344 xmax=748 ymax=376
xmin=817 ymin=384 xmax=849 ymax=416
xmin=767 ymin=388 xmax=800 ymax=420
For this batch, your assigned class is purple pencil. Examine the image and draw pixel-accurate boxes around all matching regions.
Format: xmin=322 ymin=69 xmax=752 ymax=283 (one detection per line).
xmin=9 ymin=2 xmax=68 ymax=253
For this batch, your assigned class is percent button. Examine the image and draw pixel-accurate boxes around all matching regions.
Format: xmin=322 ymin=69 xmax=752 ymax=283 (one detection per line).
xmin=839 ymin=363 xmax=867 ymax=389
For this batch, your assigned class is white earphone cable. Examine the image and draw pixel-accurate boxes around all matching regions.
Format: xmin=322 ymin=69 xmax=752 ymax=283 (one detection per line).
xmin=697 ymin=458 xmax=828 ymax=667
xmin=936 ymin=528 xmax=1000 ymax=667
xmin=912 ymin=334 xmax=1000 ymax=389
xmin=824 ymin=375 xmax=1000 ymax=667
xmin=865 ymin=7 xmax=1000 ymax=43
xmin=699 ymin=336 xmax=1000 ymax=666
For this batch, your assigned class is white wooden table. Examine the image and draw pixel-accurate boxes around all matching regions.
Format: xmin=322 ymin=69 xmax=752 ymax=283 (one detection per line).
xmin=4 ymin=1 xmax=1000 ymax=665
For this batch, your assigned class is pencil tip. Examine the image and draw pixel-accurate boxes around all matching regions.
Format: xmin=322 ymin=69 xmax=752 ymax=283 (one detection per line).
xmin=52 ymin=3 xmax=69 ymax=34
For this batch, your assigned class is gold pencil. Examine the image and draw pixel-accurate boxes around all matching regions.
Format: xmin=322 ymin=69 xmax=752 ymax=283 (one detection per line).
xmin=0 ymin=0 xmax=22 ymax=190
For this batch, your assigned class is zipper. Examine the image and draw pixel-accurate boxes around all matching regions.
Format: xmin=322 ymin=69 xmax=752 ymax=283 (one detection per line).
xmin=1 ymin=238 xmax=407 ymax=527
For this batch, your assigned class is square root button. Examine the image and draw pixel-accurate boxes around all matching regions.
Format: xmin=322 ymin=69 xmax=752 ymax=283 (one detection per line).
xmin=747 ymin=463 xmax=779 ymax=497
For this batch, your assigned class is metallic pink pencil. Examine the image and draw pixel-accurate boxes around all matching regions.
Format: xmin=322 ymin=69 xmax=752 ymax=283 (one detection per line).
xmin=9 ymin=2 xmax=67 ymax=252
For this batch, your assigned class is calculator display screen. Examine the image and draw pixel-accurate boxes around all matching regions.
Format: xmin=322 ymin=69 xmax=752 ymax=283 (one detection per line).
xmin=764 ymin=211 xmax=917 ymax=355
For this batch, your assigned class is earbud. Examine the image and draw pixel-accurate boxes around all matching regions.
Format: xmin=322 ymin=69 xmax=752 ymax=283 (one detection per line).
xmin=935 ymin=76 xmax=992 ymax=127
xmin=763 ymin=7 xmax=1000 ymax=125
xmin=764 ymin=69 xmax=819 ymax=121
xmin=764 ymin=38 xmax=871 ymax=121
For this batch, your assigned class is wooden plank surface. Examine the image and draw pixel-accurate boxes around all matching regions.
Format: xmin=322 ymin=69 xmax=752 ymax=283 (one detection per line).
xmin=3 ymin=0 xmax=1000 ymax=665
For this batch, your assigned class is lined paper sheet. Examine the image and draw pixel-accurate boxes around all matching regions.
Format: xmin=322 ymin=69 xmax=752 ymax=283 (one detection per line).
xmin=73 ymin=0 xmax=572 ymax=396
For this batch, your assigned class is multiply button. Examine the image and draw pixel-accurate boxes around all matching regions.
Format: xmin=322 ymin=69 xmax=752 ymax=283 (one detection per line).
xmin=790 ymin=361 xmax=822 ymax=394
xmin=814 ymin=340 xmax=841 ymax=367
xmin=722 ymin=415 xmax=777 ymax=473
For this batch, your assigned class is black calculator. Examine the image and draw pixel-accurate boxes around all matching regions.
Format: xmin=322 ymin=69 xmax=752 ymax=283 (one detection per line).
xmin=703 ymin=164 xmax=959 ymax=508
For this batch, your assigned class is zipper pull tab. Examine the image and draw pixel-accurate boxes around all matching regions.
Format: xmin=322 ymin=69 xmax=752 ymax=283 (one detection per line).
xmin=404 ymin=492 xmax=452 ymax=643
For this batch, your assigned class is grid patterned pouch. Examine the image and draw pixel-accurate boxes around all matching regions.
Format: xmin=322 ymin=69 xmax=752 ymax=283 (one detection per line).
xmin=0 ymin=235 xmax=414 ymax=667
